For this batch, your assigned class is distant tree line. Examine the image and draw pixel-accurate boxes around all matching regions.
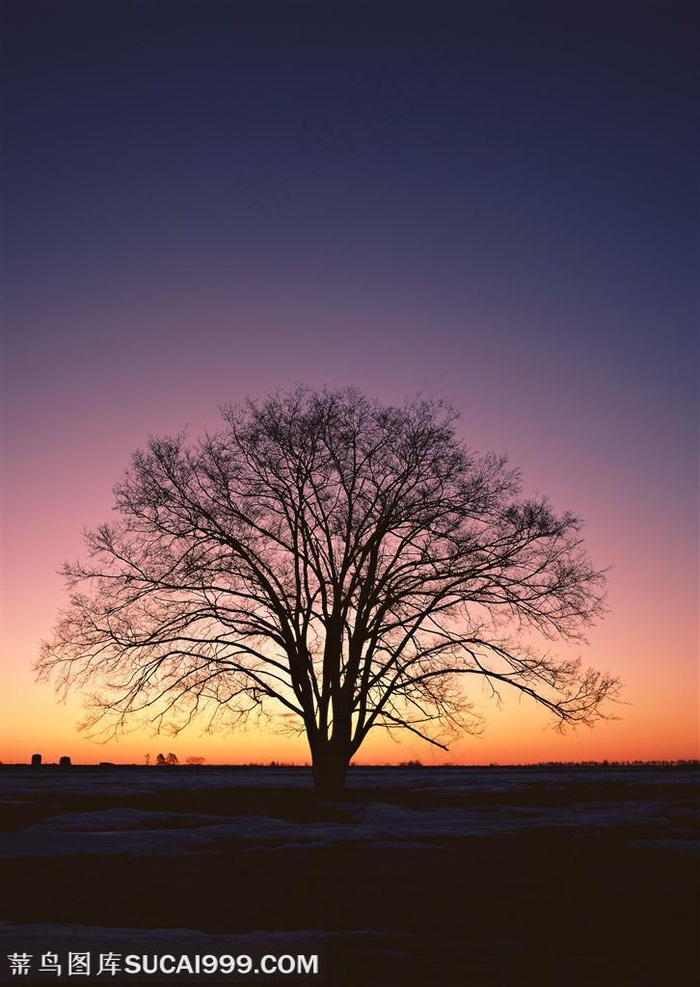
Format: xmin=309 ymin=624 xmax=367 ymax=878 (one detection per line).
xmin=147 ymin=753 xmax=206 ymax=766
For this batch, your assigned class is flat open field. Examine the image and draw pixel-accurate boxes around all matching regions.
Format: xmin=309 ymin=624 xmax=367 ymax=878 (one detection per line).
xmin=0 ymin=765 xmax=697 ymax=986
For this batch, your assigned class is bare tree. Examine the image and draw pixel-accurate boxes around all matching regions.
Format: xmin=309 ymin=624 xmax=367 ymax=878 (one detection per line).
xmin=37 ymin=387 xmax=618 ymax=795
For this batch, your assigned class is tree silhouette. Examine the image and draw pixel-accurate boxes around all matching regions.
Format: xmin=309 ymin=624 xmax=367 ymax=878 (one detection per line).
xmin=155 ymin=752 xmax=178 ymax=766
xmin=36 ymin=387 xmax=618 ymax=795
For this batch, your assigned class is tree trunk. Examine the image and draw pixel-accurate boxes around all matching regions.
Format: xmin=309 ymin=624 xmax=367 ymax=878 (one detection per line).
xmin=310 ymin=742 xmax=350 ymax=798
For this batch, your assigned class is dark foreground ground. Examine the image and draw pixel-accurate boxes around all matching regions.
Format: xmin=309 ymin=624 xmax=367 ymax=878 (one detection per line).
xmin=0 ymin=766 xmax=697 ymax=986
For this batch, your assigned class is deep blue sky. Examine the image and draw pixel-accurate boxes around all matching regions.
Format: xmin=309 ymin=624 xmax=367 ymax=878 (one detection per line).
xmin=4 ymin=2 xmax=698 ymax=426
xmin=2 ymin=0 xmax=698 ymax=762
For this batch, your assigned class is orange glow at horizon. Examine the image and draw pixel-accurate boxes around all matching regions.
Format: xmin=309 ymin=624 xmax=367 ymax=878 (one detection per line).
xmin=3 ymin=635 xmax=697 ymax=767
xmin=2 ymin=465 xmax=698 ymax=769
xmin=2 ymin=505 xmax=698 ymax=767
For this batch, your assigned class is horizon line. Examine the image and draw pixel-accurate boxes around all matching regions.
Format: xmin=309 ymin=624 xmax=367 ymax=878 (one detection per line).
xmin=2 ymin=758 xmax=698 ymax=769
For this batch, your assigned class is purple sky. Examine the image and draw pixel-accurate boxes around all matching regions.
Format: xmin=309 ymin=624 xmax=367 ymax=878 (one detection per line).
xmin=2 ymin=0 xmax=698 ymax=764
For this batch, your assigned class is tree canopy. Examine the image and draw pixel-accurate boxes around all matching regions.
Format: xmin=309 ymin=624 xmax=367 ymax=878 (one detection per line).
xmin=37 ymin=387 xmax=618 ymax=794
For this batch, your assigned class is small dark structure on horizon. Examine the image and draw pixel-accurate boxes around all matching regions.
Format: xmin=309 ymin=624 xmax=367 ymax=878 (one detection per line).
xmin=59 ymin=756 xmax=72 ymax=769
xmin=30 ymin=754 xmax=41 ymax=767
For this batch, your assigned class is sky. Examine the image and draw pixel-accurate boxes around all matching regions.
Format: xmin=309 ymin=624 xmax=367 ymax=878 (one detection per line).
xmin=1 ymin=0 xmax=698 ymax=766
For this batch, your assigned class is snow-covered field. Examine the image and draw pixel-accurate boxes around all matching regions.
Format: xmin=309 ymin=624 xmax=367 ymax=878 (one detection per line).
xmin=1 ymin=765 xmax=697 ymax=857
xmin=1 ymin=766 xmax=697 ymax=985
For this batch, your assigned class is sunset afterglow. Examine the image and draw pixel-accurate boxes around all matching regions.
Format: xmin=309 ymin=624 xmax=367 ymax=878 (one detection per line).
xmin=2 ymin=1 xmax=698 ymax=768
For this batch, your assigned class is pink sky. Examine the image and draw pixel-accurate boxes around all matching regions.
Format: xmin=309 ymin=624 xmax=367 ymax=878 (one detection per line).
xmin=3 ymin=0 xmax=698 ymax=765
